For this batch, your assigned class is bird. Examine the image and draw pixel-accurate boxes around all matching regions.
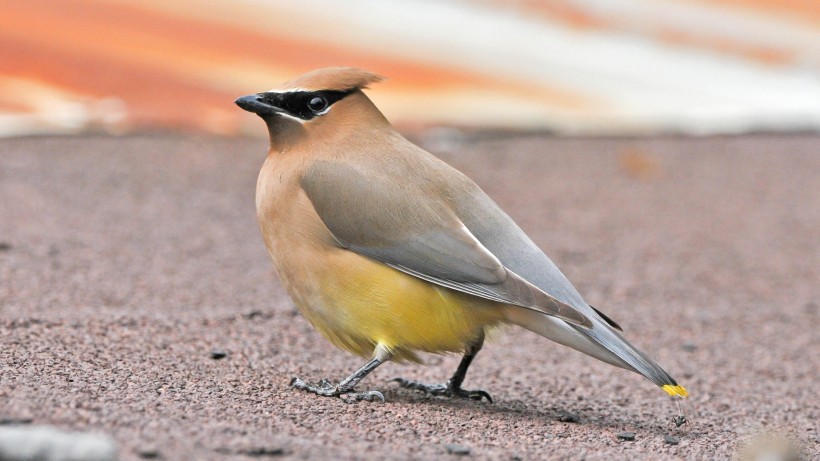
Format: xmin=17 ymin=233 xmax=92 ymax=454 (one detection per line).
xmin=235 ymin=67 xmax=688 ymax=403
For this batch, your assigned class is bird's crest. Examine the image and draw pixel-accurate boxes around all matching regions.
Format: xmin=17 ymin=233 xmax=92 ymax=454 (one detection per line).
xmin=273 ymin=67 xmax=385 ymax=93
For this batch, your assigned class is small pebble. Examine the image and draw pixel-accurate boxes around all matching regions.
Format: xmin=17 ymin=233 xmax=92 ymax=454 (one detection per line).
xmin=240 ymin=446 xmax=287 ymax=457
xmin=664 ymin=434 xmax=680 ymax=445
xmin=445 ymin=444 xmax=471 ymax=455
xmin=681 ymin=343 xmax=698 ymax=352
xmin=209 ymin=349 xmax=228 ymax=360
xmin=0 ymin=417 xmax=33 ymax=426
xmin=617 ymin=431 xmax=636 ymax=441
xmin=0 ymin=242 xmax=11 ymax=251
xmin=137 ymin=447 xmax=161 ymax=458
xmin=557 ymin=411 xmax=580 ymax=423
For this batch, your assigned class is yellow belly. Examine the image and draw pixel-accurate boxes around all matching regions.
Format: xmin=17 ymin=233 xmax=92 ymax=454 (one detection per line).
xmin=294 ymin=248 xmax=505 ymax=362
xmin=256 ymin=158 xmax=503 ymax=362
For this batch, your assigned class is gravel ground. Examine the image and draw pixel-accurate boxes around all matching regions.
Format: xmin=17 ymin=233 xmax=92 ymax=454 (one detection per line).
xmin=1 ymin=133 xmax=817 ymax=460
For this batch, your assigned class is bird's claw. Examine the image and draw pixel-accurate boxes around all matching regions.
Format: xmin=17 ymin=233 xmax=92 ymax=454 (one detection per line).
xmin=455 ymin=388 xmax=493 ymax=402
xmin=346 ymin=390 xmax=385 ymax=403
xmin=389 ymin=377 xmax=493 ymax=403
xmin=290 ymin=376 xmax=336 ymax=396
xmin=290 ymin=376 xmax=384 ymax=402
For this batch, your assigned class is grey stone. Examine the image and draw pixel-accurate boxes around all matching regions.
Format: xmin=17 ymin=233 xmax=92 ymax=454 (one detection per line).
xmin=617 ymin=431 xmax=636 ymax=441
xmin=557 ymin=411 xmax=580 ymax=423
xmin=0 ymin=425 xmax=118 ymax=461
xmin=209 ymin=349 xmax=228 ymax=360
xmin=664 ymin=434 xmax=680 ymax=445
xmin=240 ymin=446 xmax=287 ymax=457
xmin=681 ymin=343 xmax=698 ymax=352
xmin=445 ymin=444 xmax=471 ymax=455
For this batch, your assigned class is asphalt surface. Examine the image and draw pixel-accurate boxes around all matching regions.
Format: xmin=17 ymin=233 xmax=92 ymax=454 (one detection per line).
xmin=1 ymin=133 xmax=817 ymax=460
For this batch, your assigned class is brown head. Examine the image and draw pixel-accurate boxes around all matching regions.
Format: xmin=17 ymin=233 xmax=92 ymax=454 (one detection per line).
xmin=235 ymin=67 xmax=388 ymax=152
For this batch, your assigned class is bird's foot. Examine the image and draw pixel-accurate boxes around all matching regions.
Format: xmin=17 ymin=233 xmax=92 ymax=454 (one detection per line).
xmin=389 ymin=377 xmax=493 ymax=403
xmin=290 ymin=377 xmax=384 ymax=402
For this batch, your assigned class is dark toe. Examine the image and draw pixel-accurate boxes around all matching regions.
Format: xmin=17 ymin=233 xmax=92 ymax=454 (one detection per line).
xmin=456 ymin=388 xmax=493 ymax=403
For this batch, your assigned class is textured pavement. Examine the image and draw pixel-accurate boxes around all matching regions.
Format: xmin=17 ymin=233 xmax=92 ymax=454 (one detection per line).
xmin=0 ymin=134 xmax=817 ymax=460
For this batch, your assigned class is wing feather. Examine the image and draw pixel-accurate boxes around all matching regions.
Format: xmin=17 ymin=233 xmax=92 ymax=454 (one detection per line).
xmin=300 ymin=160 xmax=591 ymax=327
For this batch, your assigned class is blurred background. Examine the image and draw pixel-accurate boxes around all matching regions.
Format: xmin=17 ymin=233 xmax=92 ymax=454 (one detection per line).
xmin=2 ymin=2 xmax=818 ymax=459
xmin=1 ymin=0 xmax=820 ymax=137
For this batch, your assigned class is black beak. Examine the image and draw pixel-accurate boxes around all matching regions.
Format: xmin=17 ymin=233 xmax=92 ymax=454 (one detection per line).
xmin=234 ymin=94 xmax=283 ymax=116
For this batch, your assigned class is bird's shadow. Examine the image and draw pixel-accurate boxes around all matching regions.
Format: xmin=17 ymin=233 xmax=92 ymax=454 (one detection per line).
xmin=377 ymin=384 xmax=703 ymax=440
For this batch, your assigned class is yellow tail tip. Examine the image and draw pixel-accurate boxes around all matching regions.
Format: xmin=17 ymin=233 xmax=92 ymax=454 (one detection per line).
xmin=662 ymin=384 xmax=689 ymax=398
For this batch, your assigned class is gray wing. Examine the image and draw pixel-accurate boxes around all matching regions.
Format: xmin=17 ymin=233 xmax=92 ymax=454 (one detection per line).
xmin=300 ymin=160 xmax=591 ymax=327
xmin=449 ymin=180 xmax=600 ymax=314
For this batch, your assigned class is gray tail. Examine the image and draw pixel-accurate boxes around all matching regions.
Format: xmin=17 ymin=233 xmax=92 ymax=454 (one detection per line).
xmin=573 ymin=323 xmax=688 ymax=398
xmin=504 ymin=307 xmax=688 ymax=398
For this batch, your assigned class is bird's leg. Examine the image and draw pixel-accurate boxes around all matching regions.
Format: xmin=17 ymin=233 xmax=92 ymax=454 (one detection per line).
xmin=391 ymin=331 xmax=492 ymax=403
xmin=291 ymin=345 xmax=391 ymax=402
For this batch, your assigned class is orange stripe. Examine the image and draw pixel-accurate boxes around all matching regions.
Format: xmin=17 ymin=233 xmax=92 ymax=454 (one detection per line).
xmin=0 ymin=100 xmax=32 ymax=112
xmin=0 ymin=0 xmax=591 ymax=132
xmin=696 ymin=0 xmax=820 ymax=24
xmin=0 ymin=0 xmax=589 ymax=96
xmin=0 ymin=33 xmax=238 ymax=131
xmin=657 ymin=30 xmax=793 ymax=65
xmin=492 ymin=0 xmax=610 ymax=29
xmin=485 ymin=0 xmax=796 ymax=66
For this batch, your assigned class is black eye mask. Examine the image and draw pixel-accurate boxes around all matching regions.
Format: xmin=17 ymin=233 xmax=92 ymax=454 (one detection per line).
xmin=260 ymin=89 xmax=356 ymax=120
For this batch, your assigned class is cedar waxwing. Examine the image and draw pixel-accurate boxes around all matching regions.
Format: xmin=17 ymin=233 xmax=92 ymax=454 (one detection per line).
xmin=235 ymin=67 xmax=688 ymax=403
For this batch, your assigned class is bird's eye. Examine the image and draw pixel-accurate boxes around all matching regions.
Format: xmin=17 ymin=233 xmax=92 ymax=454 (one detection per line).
xmin=308 ymin=96 xmax=328 ymax=113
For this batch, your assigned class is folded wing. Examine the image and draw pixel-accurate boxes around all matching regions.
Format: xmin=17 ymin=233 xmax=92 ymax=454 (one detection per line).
xmin=300 ymin=160 xmax=591 ymax=327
